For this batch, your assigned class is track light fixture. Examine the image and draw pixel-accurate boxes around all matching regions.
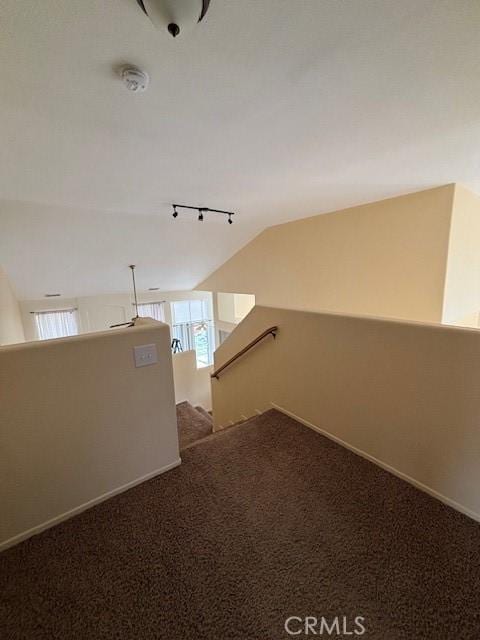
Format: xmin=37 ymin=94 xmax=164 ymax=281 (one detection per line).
xmin=171 ymin=204 xmax=235 ymax=225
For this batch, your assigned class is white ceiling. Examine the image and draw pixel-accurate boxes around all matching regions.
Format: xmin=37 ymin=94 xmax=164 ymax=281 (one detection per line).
xmin=1 ymin=0 xmax=480 ymax=299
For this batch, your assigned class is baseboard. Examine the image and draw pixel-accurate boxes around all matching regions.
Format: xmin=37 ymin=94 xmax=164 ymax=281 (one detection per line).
xmin=271 ymin=402 xmax=480 ymax=525
xmin=215 ymin=408 xmax=265 ymax=431
xmin=0 ymin=458 xmax=182 ymax=552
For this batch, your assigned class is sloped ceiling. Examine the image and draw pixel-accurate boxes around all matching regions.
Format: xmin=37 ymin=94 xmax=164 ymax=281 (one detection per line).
xmin=1 ymin=0 xmax=479 ymax=298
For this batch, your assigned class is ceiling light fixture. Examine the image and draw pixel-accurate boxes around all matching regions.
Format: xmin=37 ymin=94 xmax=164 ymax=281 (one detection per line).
xmin=172 ymin=203 xmax=235 ymax=225
xmin=45 ymin=293 xmax=61 ymax=297
xmin=136 ymin=0 xmax=211 ymax=38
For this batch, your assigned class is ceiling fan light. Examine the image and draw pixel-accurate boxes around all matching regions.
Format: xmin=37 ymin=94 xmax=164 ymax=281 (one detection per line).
xmin=138 ymin=0 xmax=211 ymax=37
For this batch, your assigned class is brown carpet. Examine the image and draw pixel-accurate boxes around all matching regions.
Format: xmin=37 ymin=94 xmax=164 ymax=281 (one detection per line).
xmin=2 ymin=409 xmax=480 ymax=639
xmin=176 ymin=401 xmax=212 ymax=450
xmin=194 ymin=405 xmax=213 ymax=424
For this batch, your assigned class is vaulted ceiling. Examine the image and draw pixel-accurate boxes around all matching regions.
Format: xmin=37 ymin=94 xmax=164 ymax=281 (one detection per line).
xmin=1 ymin=0 xmax=479 ymax=299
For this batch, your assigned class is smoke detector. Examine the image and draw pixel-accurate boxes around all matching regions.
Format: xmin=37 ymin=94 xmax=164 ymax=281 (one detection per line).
xmin=121 ymin=66 xmax=149 ymax=93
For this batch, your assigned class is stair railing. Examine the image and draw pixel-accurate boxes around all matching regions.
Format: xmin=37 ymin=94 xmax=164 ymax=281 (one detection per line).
xmin=211 ymin=326 xmax=278 ymax=380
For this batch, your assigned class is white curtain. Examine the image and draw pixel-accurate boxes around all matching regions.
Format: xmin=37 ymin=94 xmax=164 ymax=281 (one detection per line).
xmin=34 ymin=309 xmax=79 ymax=340
xmin=137 ymin=302 xmax=165 ymax=322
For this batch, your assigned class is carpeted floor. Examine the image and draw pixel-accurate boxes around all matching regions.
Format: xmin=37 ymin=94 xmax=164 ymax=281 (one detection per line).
xmin=2 ymin=409 xmax=480 ymax=639
xmin=176 ymin=401 xmax=213 ymax=450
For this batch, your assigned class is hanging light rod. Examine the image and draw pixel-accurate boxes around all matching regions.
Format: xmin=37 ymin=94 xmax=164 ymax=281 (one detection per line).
xmin=110 ymin=265 xmax=139 ymax=328
xmin=172 ymin=203 xmax=235 ymax=224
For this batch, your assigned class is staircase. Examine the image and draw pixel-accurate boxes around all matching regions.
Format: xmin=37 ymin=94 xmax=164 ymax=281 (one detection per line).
xmin=176 ymin=401 xmax=213 ymax=451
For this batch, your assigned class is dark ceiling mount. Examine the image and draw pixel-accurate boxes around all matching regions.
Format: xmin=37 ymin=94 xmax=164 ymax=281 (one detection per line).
xmin=199 ymin=0 xmax=211 ymax=21
xmin=172 ymin=203 xmax=235 ymax=224
xmin=136 ymin=1 xmax=211 ymax=37
xmin=168 ymin=23 xmax=180 ymax=37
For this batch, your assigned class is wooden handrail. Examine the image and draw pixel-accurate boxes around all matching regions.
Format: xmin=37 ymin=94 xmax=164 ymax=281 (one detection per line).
xmin=211 ymin=326 xmax=278 ymax=379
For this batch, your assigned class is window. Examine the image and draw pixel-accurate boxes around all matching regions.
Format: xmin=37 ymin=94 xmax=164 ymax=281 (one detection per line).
xmin=171 ymin=300 xmax=210 ymax=324
xmin=137 ymin=302 xmax=165 ymax=322
xmin=34 ymin=309 xmax=79 ymax=340
xmin=171 ymin=299 xmax=214 ymax=367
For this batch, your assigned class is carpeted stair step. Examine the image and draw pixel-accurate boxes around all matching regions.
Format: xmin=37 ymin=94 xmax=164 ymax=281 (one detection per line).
xmin=180 ymin=413 xmax=261 ymax=452
xmin=195 ymin=405 xmax=213 ymax=424
xmin=176 ymin=401 xmax=213 ymax=451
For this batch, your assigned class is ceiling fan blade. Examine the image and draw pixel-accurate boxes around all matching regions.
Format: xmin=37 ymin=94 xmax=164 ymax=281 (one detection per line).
xmin=110 ymin=321 xmax=136 ymax=328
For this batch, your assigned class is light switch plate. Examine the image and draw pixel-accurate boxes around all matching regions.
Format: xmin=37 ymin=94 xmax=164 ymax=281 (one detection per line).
xmin=134 ymin=343 xmax=158 ymax=368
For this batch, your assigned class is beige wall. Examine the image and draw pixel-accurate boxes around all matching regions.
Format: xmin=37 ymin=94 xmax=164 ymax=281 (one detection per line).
xmin=233 ymin=293 xmax=256 ymax=321
xmin=217 ymin=292 xmax=237 ymax=325
xmin=172 ymin=350 xmax=212 ymax=410
xmin=442 ymin=185 xmax=480 ymax=326
xmin=212 ymin=305 xmax=480 ymax=521
xmin=449 ymin=311 xmax=480 ymax=328
xmin=0 ymin=266 xmax=25 ymax=345
xmin=200 ymin=186 xmax=455 ymax=323
xmin=216 ymin=292 xmax=255 ymax=325
xmin=212 ymin=293 xmax=236 ymax=338
xmin=0 ymin=319 xmax=179 ymax=549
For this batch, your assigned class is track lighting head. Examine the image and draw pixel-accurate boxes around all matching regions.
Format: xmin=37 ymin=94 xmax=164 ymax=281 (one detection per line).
xmin=171 ymin=203 xmax=235 ymax=225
